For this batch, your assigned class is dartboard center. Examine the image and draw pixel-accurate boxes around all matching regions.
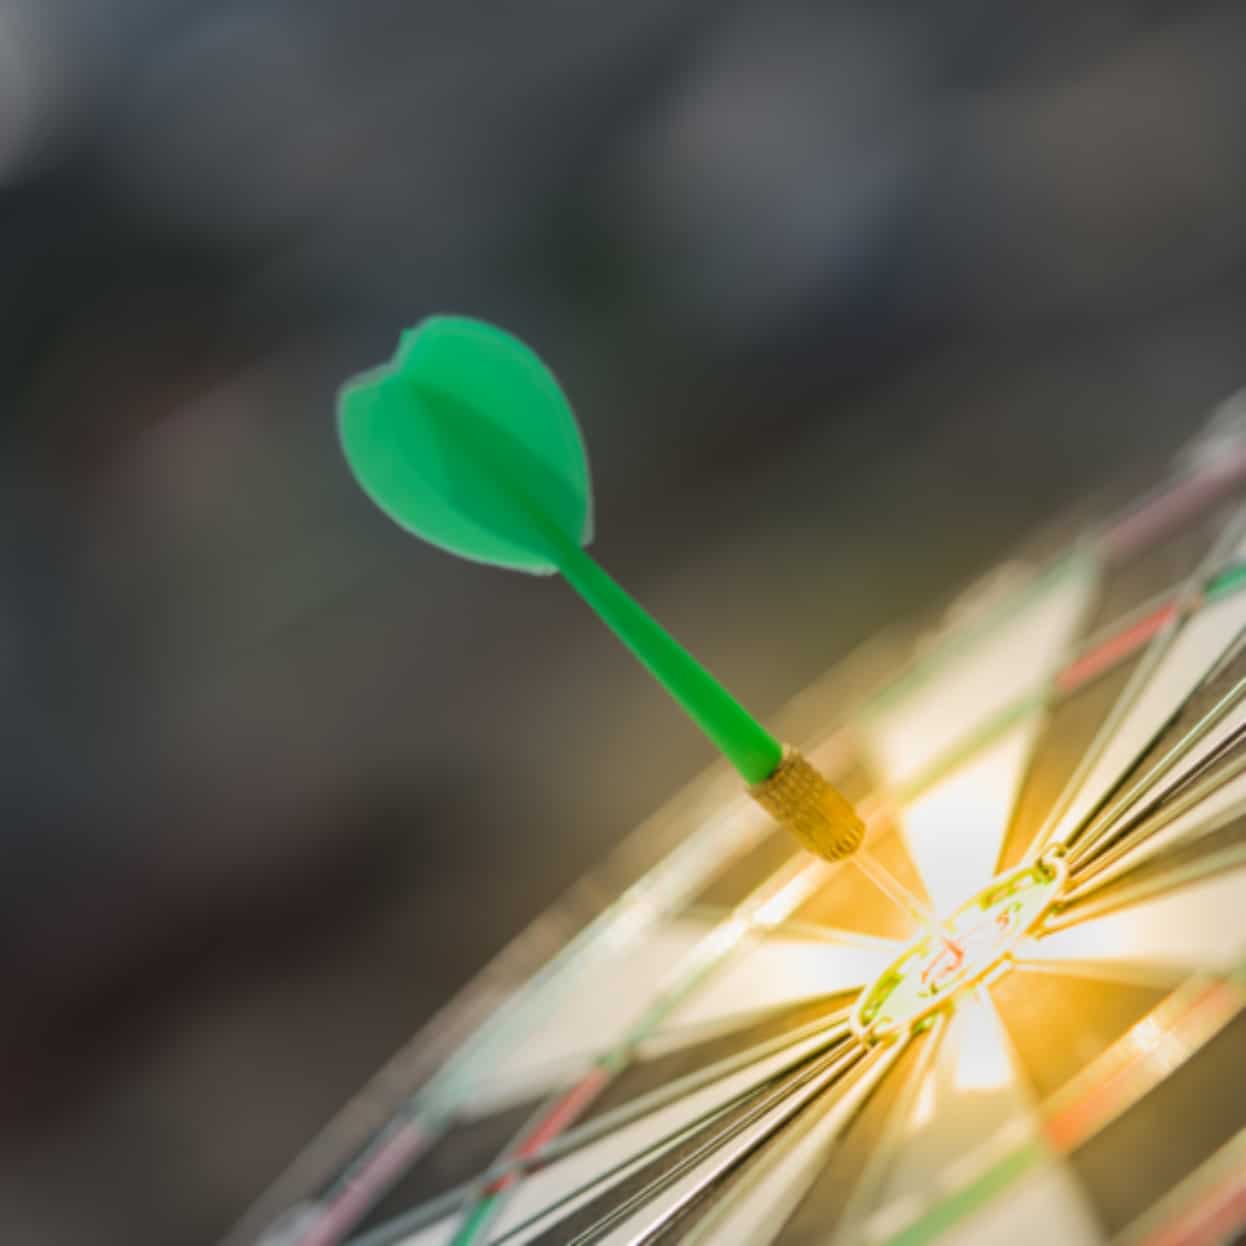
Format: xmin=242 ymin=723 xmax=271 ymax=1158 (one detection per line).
xmin=852 ymin=852 xmax=1067 ymax=1043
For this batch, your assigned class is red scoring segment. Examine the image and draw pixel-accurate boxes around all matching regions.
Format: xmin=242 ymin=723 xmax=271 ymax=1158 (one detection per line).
xmin=1055 ymin=601 xmax=1182 ymax=695
xmin=484 ymin=1064 xmax=614 ymax=1196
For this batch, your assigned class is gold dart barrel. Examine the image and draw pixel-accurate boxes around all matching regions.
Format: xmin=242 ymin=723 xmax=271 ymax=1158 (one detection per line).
xmin=749 ymin=745 xmax=865 ymax=861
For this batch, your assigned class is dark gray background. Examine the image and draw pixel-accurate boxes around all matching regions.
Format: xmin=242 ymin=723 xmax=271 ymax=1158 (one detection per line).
xmin=2 ymin=3 xmax=1245 ymax=1241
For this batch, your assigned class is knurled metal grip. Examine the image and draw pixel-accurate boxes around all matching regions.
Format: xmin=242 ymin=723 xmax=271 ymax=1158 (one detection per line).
xmin=749 ymin=746 xmax=865 ymax=862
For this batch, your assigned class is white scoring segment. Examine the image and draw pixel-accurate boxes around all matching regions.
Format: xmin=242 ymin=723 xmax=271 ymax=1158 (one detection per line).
xmin=461 ymin=921 xmax=712 ymax=1117
xmin=858 ymin=561 xmax=1092 ymax=916
xmin=862 ymin=560 xmax=1093 ymax=789
xmin=898 ymin=722 xmax=1045 ymax=915
xmin=657 ymin=929 xmax=898 ymax=1034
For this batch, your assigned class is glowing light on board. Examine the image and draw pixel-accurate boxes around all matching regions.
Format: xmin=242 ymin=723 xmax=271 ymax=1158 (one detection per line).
xmin=900 ymin=726 xmax=1038 ymax=915
xmin=953 ymin=993 xmax=1016 ymax=1092
xmin=852 ymin=855 xmax=1066 ymax=1043
xmin=909 ymin=1071 xmax=937 ymax=1132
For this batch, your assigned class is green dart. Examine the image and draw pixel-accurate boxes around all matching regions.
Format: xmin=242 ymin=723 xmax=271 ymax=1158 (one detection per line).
xmin=338 ymin=316 xmax=923 ymax=906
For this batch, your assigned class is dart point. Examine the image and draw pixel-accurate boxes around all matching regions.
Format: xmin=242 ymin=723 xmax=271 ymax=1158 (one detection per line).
xmin=749 ymin=746 xmax=866 ymax=861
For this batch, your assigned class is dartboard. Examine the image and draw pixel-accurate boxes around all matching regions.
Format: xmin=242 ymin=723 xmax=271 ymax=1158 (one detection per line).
xmin=240 ymin=402 xmax=1246 ymax=1246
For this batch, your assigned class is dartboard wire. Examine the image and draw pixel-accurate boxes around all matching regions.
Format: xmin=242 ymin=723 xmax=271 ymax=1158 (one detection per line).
xmin=1027 ymin=501 xmax=1246 ymax=864
xmin=551 ymin=1041 xmax=878 ymax=1246
xmin=676 ymin=1033 xmax=916 ymax=1246
xmin=871 ymin=558 xmax=1246 ymax=881
xmin=1072 ymin=717 xmax=1246 ymax=863
xmin=1063 ymin=704 xmax=1246 ymax=879
xmin=1030 ymin=778 xmax=1246 ymax=984
xmin=1022 ymin=587 xmax=1211 ymax=868
xmin=808 ymin=1013 xmax=947 ymax=1246
xmin=996 ymin=565 xmax=1246 ymax=877
xmin=1052 ymin=593 xmax=1184 ymax=696
xmin=1063 ymin=631 xmax=1246 ymax=866
xmin=850 ymin=986 xmax=1061 ymax=1246
xmin=474 ymin=1033 xmax=863 ymax=1246
xmin=1061 ymin=619 xmax=1246 ymax=850
xmin=347 ymin=1190 xmax=460 ymax=1246
xmin=863 ymin=968 xmax=1246 ymax=1246
xmin=1062 ymin=715 xmax=1246 ymax=889
xmin=438 ymin=807 xmax=913 ymax=1245
xmin=528 ymin=1010 xmax=858 ymax=1161
xmin=347 ymin=1016 xmax=859 ymax=1246
xmin=435 ymin=854 xmax=848 ymax=1246
xmin=1044 ymin=828 xmax=1246 ymax=935
xmin=488 ymin=1040 xmax=871 ymax=1246
xmin=422 ymin=1041 xmax=848 ymax=1246
xmin=436 ymin=979 xmax=865 ymax=1136
xmin=413 ymin=800 xmax=786 ymax=1102
xmin=1062 ymin=730 xmax=1246 ymax=894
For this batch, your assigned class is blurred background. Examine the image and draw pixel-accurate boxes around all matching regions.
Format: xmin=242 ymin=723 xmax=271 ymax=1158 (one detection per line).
xmin=3 ymin=2 xmax=1246 ymax=1241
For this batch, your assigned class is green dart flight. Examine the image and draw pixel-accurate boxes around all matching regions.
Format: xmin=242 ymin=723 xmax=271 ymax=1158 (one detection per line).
xmin=338 ymin=315 xmax=864 ymax=862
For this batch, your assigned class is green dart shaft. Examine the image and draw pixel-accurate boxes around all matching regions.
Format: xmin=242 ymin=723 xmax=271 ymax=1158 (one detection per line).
xmin=550 ymin=535 xmax=782 ymax=784
xmin=526 ymin=521 xmax=867 ymax=866
xmin=550 ymin=533 xmax=878 ymax=869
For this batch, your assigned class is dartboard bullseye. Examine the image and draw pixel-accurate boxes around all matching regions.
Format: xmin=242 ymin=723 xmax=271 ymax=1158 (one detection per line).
xmin=852 ymin=854 xmax=1067 ymax=1044
xmin=232 ymin=358 xmax=1246 ymax=1246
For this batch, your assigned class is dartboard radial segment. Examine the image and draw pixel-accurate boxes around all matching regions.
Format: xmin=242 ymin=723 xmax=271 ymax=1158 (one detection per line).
xmin=236 ymin=397 xmax=1246 ymax=1246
